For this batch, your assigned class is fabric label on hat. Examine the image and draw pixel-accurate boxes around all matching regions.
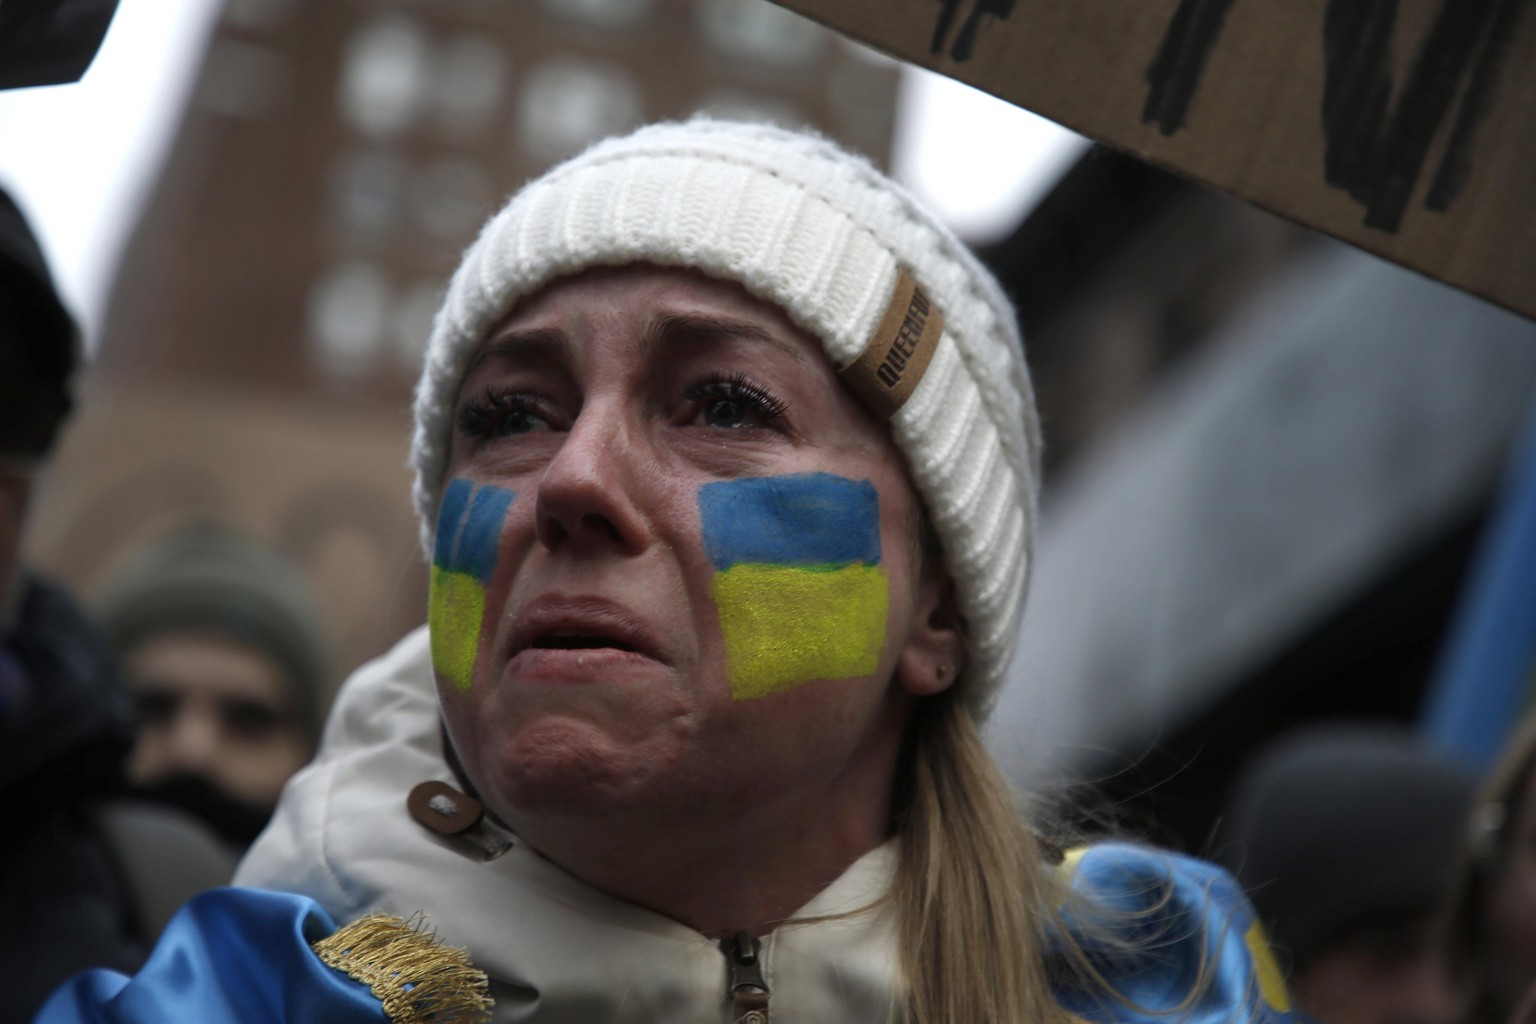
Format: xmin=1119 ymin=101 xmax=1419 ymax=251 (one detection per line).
xmin=698 ymin=473 xmax=888 ymax=701
xmin=430 ymin=479 xmax=514 ymax=692
xmin=838 ymin=268 xmax=944 ymax=419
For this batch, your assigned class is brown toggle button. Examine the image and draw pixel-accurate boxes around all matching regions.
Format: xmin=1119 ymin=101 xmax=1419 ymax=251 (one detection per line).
xmin=407 ymin=780 xmax=484 ymax=836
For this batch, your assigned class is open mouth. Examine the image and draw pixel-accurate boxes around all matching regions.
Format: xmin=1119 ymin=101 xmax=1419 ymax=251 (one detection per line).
xmin=508 ymin=596 xmax=662 ymax=667
xmin=530 ymin=632 xmax=638 ymax=653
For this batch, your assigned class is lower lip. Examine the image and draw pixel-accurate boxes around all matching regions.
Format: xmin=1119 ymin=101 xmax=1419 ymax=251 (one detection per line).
xmin=506 ymin=647 xmax=667 ymax=684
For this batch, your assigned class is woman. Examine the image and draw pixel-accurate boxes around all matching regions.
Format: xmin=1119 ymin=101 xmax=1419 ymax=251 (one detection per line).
xmin=39 ymin=120 xmax=1296 ymax=1024
xmin=1447 ymin=710 xmax=1536 ymax=1024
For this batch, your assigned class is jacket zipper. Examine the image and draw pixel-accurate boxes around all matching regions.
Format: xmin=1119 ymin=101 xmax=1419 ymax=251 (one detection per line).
xmin=723 ymin=930 xmax=770 ymax=1024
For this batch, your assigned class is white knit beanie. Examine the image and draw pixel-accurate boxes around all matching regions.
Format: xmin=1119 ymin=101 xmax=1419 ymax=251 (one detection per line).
xmin=411 ymin=118 xmax=1041 ymax=721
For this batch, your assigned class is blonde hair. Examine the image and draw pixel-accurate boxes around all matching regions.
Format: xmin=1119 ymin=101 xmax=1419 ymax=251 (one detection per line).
xmin=894 ymin=683 xmax=1074 ymax=1024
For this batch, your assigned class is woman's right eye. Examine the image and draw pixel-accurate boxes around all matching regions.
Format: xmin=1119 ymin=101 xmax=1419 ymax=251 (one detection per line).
xmin=456 ymin=389 xmax=554 ymax=439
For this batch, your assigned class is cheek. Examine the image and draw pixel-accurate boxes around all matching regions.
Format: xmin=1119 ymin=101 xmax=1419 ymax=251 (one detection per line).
xmin=435 ymin=676 xmax=482 ymax=766
xmin=696 ymin=472 xmax=889 ymax=701
xmin=226 ymin=733 xmax=310 ymax=792
xmin=429 ymin=478 xmax=516 ymax=692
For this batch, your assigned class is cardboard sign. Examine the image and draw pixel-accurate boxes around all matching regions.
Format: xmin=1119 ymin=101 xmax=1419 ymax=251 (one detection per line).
xmin=775 ymin=0 xmax=1536 ymax=321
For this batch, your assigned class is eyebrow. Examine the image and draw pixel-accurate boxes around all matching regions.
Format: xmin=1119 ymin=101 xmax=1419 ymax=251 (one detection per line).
xmin=642 ymin=312 xmax=807 ymax=365
xmin=465 ymin=310 xmax=807 ymax=378
xmin=463 ymin=327 xmax=566 ymax=378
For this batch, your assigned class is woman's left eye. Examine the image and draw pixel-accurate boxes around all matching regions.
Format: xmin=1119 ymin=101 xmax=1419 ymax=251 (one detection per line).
xmin=686 ymin=374 xmax=788 ymax=430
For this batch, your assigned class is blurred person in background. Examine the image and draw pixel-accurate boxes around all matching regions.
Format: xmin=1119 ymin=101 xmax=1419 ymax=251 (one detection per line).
xmin=1218 ymin=723 xmax=1475 ymax=1024
xmin=1446 ymin=708 xmax=1536 ymax=1024
xmin=97 ymin=528 xmax=329 ymax=848
xmin=0 ymin=186 xmax=231 ymax=1024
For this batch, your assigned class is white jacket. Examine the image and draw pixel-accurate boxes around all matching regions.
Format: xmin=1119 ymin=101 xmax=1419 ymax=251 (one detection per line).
xmin=236 ymin=627 xmax=901 ymax=1023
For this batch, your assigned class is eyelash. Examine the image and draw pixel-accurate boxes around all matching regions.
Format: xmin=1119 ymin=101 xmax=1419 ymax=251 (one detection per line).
xmin=454 ymin=372 xmax=790 ymax=440
xmin=686 ymin=372 xmax=789 ymax=424
xmin=456 ymin=386 xmax=546 ymax=439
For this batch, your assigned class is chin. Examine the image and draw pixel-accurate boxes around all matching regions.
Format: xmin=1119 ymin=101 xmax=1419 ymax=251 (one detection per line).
xmin=472 ymin=713 xmax=671 ymax=820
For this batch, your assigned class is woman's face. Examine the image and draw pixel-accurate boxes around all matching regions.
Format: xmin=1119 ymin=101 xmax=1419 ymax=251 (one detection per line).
xmin=432 ymin=265 xmax=959 ymax=833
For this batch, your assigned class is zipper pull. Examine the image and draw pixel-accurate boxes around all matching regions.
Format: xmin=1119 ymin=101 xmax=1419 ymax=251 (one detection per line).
xmin=722 ymin=930 xmax=770 ymax=1024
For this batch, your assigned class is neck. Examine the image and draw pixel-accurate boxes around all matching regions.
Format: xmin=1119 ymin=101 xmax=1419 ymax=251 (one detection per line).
xmin=529 ymin=805 xmax=890 ymax=937
xmin=502 ymin=735 xmax=903 ymax=938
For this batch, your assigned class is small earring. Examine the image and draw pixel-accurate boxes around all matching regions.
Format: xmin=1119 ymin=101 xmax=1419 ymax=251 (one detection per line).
xmin=936 ymin=664 xmax=950 ymax=682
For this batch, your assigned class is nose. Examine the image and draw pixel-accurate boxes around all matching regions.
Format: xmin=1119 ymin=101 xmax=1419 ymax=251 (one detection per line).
xmin=534 ymin=401 xmax=651 ymax=555
xmin=164 ymin=701 xmax=223 ymax=774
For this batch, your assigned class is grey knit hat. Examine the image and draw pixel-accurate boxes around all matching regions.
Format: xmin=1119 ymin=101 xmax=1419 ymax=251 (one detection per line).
xmin=410 ymin=118 xmax=1041 ymax=719
xmin=96 ymin=528 xmax=330 ymax=744
xmin=1217 ymin=724 xmax=1476 ymax=969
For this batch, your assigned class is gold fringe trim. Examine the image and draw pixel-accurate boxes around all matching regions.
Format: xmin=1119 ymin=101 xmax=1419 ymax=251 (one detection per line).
xmin=312 ymin=914 xmax=493 ymax=1024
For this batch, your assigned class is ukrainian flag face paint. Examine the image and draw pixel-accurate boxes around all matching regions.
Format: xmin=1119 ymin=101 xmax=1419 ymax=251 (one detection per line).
xmin=430 ymin=478 xmax=515 ymax=692
xmin=699 ymin=472 xmax=889 ymax=700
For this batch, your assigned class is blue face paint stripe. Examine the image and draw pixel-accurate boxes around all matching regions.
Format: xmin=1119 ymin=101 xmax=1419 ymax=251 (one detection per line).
xmin=434 ymin=478 xmax=475 ymax=567
xmin=698 ymin=473 xmax=881 ymax=570
xmin=451 ymin=484 xmax=515 ymax=581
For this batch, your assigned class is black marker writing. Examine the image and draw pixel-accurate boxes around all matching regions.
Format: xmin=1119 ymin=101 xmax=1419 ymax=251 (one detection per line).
xmin=931 ymin=0 xmax=1018 ymax=61
xmin=1142 ymin=0 xmax=1529 ymax=232
xmin=1143 ymin=0 xmax=1239 ymax=135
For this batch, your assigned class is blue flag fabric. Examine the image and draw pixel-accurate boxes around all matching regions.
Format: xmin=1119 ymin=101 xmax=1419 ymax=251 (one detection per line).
xmin=34 ymin=888 xmax=386 ymax=1024
xmin=1052 ymin=843 xmax=1306 ymax=1024
xmin=1424 ymin=400 xmax=1536 ymax=773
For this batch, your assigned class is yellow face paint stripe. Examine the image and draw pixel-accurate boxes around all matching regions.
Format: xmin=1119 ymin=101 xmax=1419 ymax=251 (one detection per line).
xmin=429 ymin=566 xmax=485 ymax=693
xmin=711 ymin=563 xmax=889 ymax=700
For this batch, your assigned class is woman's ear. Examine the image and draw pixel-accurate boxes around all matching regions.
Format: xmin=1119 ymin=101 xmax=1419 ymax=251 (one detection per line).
xmin=896 ymin=570 xmax=966 ymax=698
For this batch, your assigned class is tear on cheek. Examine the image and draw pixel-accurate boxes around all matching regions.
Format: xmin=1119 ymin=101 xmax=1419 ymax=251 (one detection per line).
xmin=697 ymin=472 xmax=888 ymax=700
xmin=429 ymin=479 xmax=516 ymax=692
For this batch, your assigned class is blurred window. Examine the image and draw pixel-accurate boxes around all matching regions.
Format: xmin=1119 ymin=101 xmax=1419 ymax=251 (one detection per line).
xmin=393 ymin=280 xmax=443 ymax=370
xmin=224 ymin=0 xmax=299 ymax=31
xmin=308 ymin=262 xmax=390 ymax=375
xmin=826 ymin=58 xmax=893 ymax=142
xmin=540 ymin=0 xmax=654 ymax=29
xmin=197 ymin=40 xmax=289 ymax=119
xmin=694 ymin=0 xmax=826 ymax=69
xmin=517 ymin=58 xmax=643 ymax=163
xmin=329 ymin=150 xmax=405 ymax=240
xmin=432 ymin=33 xmax=508 ymax=139
xmin=697 ymin=89 xmax=804 ymax=130
xmin=340 ymin=16 xmax=431 ymax=138
xmin=411 ymin=159 xmax=491 ymax=242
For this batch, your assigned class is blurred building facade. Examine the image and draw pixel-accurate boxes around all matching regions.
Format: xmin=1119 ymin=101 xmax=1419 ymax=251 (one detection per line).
xmin=982 ymin=149 xmax=1536 ymax=850
xmin=28 ymin=0 xmax=899 ymax=690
